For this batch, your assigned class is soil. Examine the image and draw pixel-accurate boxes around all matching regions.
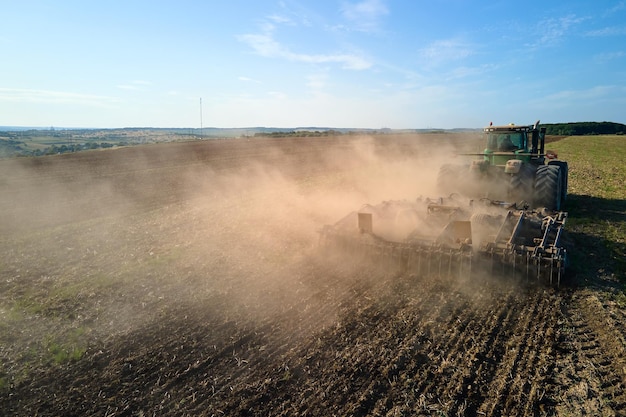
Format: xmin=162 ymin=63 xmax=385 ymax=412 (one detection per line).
xmin=0 ymin=134 xmax=625 ymax=416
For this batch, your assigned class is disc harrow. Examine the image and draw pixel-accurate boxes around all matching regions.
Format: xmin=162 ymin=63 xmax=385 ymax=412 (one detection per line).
xmin=320 ymin=196 xmax=568 ymax=286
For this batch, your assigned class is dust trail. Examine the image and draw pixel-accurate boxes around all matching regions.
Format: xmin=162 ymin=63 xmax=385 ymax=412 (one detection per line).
xmin=0 ymin=133 xmax=485 ymax=367
xmin=171 ymin=134 xmax=482 ymax=321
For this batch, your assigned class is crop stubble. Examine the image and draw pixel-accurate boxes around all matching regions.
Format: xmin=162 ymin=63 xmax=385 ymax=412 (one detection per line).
xmin=0 ymin=134 xmax=624 ymax=416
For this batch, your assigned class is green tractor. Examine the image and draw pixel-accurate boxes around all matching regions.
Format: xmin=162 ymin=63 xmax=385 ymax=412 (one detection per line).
xmin=319 ymin=121 xmax=570 ymax=286
xmin=437 ymin=120 xmax=568 ymax=211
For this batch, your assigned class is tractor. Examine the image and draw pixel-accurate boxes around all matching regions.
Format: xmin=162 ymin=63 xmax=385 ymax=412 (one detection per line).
xmin=437 ymin=120 xmax=568 ymax=211
xmin=319 ymin=121 xmax=570 ymax=286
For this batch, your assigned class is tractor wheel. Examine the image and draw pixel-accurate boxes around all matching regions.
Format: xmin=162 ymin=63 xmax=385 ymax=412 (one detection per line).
xmin=548 ymin=160 xmax=568 ymax=206
xmin=533 ymin=165 xmax=563 ymax=211
xmin=509 ymin=163 xmax=536 ymax=205
xmin=437 ymin=164 xmax=466 ymax=196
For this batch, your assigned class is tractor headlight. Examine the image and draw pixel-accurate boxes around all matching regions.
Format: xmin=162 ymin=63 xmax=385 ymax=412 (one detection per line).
xmin=505 ymin=159 xmax=522 ymax=174
xmin=470 ymin=160 xmax=486 ymax=171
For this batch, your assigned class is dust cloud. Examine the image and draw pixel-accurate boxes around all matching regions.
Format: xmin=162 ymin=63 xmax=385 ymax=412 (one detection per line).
xmin=160 ymin=134 xmax=490 ymax=324
xmin=0 ymin=133 xmax=485 ymax=355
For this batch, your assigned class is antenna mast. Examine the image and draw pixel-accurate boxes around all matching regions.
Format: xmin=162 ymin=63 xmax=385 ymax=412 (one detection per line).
xmin=199 ymin=97 xmax=203 ymax=138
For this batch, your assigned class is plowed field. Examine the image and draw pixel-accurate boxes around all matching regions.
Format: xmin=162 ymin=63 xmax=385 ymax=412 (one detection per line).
xmin=1 ymin=134 xmax=625 ymax=416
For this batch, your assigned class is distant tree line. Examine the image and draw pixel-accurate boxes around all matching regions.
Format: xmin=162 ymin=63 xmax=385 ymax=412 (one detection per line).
xmin=254 ymin=130 xmax=345 ymax=138
xmin=31 ymin=142 xmax=120 ymax=156
xmin=0 ymin=141 xmax=124 ymax=158
xmin=0 ymin=139 xmax=25 ymax=158
xmin=543 ymin=122 xmax=625 ymax=136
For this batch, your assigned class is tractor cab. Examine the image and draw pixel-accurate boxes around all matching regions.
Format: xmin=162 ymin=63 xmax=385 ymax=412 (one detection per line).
xmin=482 ymin=123 xmax=540 ymax=167
xmin=486 ymin=131 xmax=527 ymax=152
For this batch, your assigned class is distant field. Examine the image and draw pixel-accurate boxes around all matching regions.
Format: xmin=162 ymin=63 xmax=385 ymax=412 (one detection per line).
xmin=0 ymin=127 xmax=436 ymax=157
xmin=548 ymin=135 xmax=626 ymax=283
xmin=549 ymin=135 xmax=626 ymax=200
xmin=0 ymin=128 xmax=203 ymax=157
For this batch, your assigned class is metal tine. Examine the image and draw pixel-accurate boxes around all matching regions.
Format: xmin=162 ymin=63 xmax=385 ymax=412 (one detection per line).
xmin=536 ymin=254 xmax=541 ymax=281
xmin=468 ymin=252 xmax=472 ymax=280
xmin=512 ymin=250 xmax=517 ymax=281
xmin=418 ymin=248 xmax=422 ymax=276
xmin=468 ymin=251 xmax=472 ymax=281
xmin=460 ymin=251 xmax=469 ymax=280
xmin=550 ymin=259 xmax=554 ymax=286
xmin=404 ymin=246 xmax=411 ymax=270
xmin=438 ymin=248 xmax=443 ymax=277
xmin=415 ymin=248 xmax=421 ymax=274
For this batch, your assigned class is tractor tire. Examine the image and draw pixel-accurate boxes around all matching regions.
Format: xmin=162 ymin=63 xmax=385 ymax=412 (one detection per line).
xmin=533 ymin=165 xmax=563 ymax=211
xmin=509 ymin=163 xmax=536 ymax=205
xmin=437 ymin=164 xmax=466 ymax=196
xmin=548 ymin=160 xmax=568 ymax=206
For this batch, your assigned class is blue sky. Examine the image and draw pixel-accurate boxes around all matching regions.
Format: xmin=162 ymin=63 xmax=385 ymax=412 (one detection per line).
xmin=1 ymin=0 xmax=625 ymax=129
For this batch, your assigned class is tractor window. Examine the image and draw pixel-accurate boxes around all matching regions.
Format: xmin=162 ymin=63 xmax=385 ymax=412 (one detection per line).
xmin=495 ymin=132 xmax=524 ymax=151
xmin=510 ymin=132 xmax=526 ymax=150
xmin=486 ymin=132 xmax=526 ymax=151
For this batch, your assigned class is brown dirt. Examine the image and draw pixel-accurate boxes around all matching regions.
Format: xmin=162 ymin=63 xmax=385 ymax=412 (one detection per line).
xmin=0 ymin=134 xmax=624 ymax=416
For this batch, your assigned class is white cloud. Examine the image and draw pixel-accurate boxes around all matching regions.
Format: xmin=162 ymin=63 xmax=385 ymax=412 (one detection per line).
xmin=445 ymin=64 xmax=496 ymax=80
xmin=306 ymin=73 xmax=328 ymax=91
xmin=418 ymin=38 xmax=475 ymax=67
xmin=341 ymin=0 xmax=389 ymax=32
xmin=238 ymin=25 xmax=372 ymax=70
xmin=267 ymin=14 xmax=293 ymax=25
xmin=585 ymin=26 xmax=626 ymax=37
xmin=117 ymin=80 xmax=151 ymax=91
xmin=268 ymin=91 xmax=288 ymax=100
xmin=604 ymin=1 xmax=626 ymax=16
xmin=593 ymin=51 xmax=626 ymax=62
xmin=209 ymin=81 xmax=475 ymax=129
xmin=290 ymin=51 xmax=371 ymax=69
xmin=0 ymin=88 xmax=119 ymax=106
xmin=528 ymin=85 xmax=626 ymax=123
xmin=528 ymin=14 xmax=587 ymax=48
xmin=238 ymin=32 xmax=283 ymax=57
xmin=542 ymin=85 xmax=625 ymax=103
xmin=238 ymin=76 xmax=262 ymax=83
